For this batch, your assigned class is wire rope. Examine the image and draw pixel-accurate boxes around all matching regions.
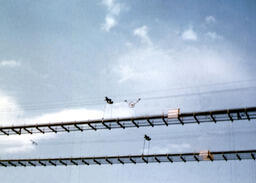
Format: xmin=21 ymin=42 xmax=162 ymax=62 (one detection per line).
xmin=1 ymin=79 xmax=256 ymax=112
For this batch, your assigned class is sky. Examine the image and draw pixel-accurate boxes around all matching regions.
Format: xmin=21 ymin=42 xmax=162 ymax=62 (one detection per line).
xmin=0 ymin=0 xmax=256 ymax=182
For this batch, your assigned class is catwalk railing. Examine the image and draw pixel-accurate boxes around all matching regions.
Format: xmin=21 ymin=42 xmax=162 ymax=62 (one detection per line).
xmin=0 ymin=150 xmax=255 ymax=167
xmin=0 ymin=107 xmax=255 ymax=136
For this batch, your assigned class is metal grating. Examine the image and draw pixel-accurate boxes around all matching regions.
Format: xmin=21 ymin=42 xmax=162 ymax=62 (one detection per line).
xmin=0 ymin=150 xmax=255 ymax=167
xmin=0 ymin=107 xmax=255 ymax=136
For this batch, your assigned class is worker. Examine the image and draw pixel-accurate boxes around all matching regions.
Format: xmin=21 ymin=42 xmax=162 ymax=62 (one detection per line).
xmin=144 ymin=134 xmax=151 ymax=141
xmin=105 ymin=97 xmax=114 ymax=104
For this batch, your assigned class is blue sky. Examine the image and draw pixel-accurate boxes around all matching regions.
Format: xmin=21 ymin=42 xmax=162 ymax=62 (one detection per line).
xmin=0 ymin=0 xmax=256 ymax=182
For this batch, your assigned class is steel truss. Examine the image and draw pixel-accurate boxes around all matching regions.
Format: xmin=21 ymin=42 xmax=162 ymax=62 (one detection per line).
xmin=0 ymin=107 xmax=255 ymax=136
xmin=0 ymin=150 xmax=255 ymax=167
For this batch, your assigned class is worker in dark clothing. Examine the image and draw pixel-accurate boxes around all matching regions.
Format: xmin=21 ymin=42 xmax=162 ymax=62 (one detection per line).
xmin=105 ymin=97 xmax=114 ymax=104
xmin=144 ymin=134 xmax=151 ymax=141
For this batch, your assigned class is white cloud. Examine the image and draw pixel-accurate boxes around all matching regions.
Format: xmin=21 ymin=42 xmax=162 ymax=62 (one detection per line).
xmin=113 ymin=47 xmax=168 ymax=83
xmin=102 ymin=0 xmax=115 ymax=8
xmin=101 ymin=0 xmax=122 ymax=32
xmin=24 ymin=105 xmax=131 ymax=124
xmin=102 ymin=15 xmax=117 ymax=32
xmin=116 ymin=64 xmax=135 ymax=83
xmin=205 ymin=16 xmax=216 ymax=24
xmin=113 ymin=38 xmax=251 ymax=88
xmin=0 ymin=92 xmax=42 ymax=155
xmin=181 ymin=28 xmax=197 ymax=41
xmin=0 ymin=60 xmax=20 ymax=67
xmin=133 ymin=25 xmax=152 ymax=45
xmin=206 ymin=32 xmax=222 ymax=40
xmin=103 ymin=0 xmax=121 ymax=15
xmin=0 ymin=134 xmax=55 ymax=154
xmin=0 ymin=92 xmax=23 ymax=125
xmin=0 ymin=91 xmax=132 ymax=155
xmin=125 ymin=41 xmax=133 ymax=47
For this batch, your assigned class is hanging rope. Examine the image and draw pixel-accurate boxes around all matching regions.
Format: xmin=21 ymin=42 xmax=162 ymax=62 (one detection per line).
xmin=102 ymin=104 xmax=107 ymax=119
xmin=142 ymin=138 xmax=145 ymax=155
xmin=103 ymin=97 xmax=114 ymax=119
xmin=142 ymin=134 xmax=151 ymax=155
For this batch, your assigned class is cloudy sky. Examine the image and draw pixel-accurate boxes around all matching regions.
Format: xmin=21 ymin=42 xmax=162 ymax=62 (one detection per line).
xmin=0 ymin=0 xmax=256 ymax=182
